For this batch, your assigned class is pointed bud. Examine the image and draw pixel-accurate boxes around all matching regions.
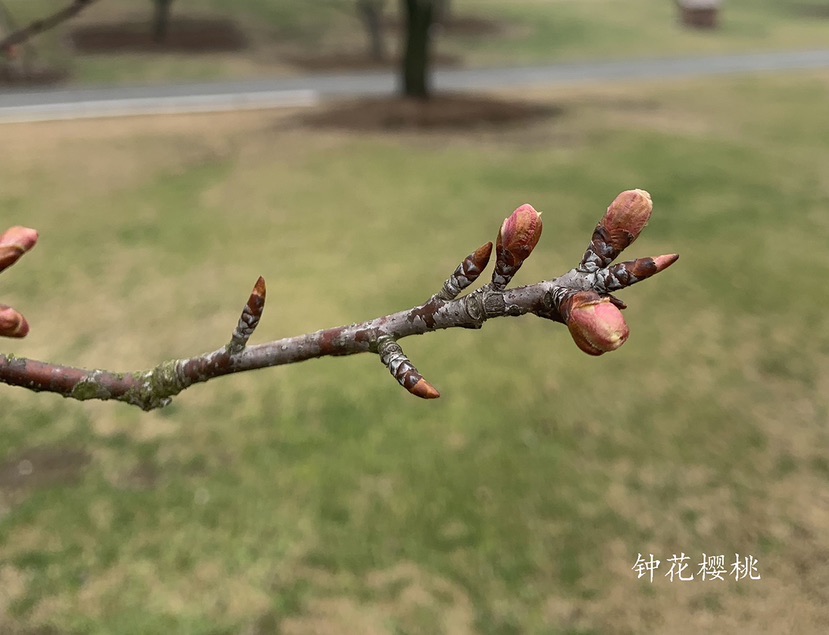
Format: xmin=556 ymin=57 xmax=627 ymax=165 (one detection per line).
xmin=653 ymin=253 xmax=679 ymax=272
xmin=0 ymin=305 xmax=29 ymax=338
xmin=411 ymin=378 xmax=440 ymax=399
xmin=601 ymin=189 xmax=652 ymax=251
xmin=0 ymin=226 xmax=39 ymax=273
xmin=437 ymin=242 xmax=494 ymax=301
xmin=566 ymin=294 xmax=629 ymax=356
xmin=497 ymin=204 xmax=543 ymax=265
xmin=492 ymin=204 xmax=543 ymax=289
xmin=471 ymin=242 xmax=493 ymax=273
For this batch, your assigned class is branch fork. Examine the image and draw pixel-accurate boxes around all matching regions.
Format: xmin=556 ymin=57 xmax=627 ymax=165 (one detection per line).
xmin=1 ymin=189 xmax=677 ymax=410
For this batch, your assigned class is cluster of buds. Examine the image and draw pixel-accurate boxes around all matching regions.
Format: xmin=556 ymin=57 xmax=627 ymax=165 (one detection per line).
xmin=493 ymin=189 xmax=677 ymax=356
xmin=565 ymin=189 xmax=676 ymax=355
xmin=0 ymin=226 xmax=38 ymax=338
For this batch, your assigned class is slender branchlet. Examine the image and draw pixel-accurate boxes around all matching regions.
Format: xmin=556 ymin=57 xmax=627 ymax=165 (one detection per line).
xmin=434 ymin=242 xmax=492 ymax=301
xmin=376 ymin=335 xmax=440 ymax=399
xmin=0 ymin=0 xmax=99 ymax=55
xmin=0 ymin=190 xmax=678 ymax=410
xmin=228 ymin=276 xmax=267 ymax=354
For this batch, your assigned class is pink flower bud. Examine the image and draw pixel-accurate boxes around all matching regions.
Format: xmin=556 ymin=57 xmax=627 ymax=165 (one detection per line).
xmin=0 ymin=226 xmax=39 ymax=273
xmin=602 ymin=189 xmax=652 ymax=250
xmin=496 ymin=204 xmax=543 ymax=267
xmin=0 ymin=305 xmax=29 ymax=338
xmin=566 ymin=295 xmax=629 ymax=356
xmin=0 ymin=226 xmax=38 ymax=252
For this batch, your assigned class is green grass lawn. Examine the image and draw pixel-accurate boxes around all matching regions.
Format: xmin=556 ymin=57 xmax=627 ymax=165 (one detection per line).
xmin=2 ymin=71 xmax=829 ymax=633
xmin=4 ymin=0 xmax=829 ymax=86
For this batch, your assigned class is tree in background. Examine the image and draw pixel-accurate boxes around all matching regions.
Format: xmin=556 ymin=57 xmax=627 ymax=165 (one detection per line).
xmin=356 ymin=0 xmax=453 ymax=71
xmin=399 ymin=0 xmax=455 ymax=98
xmin=401 ymin=0 xmax=435 ymax=98
xmin=152 ymin=0 xmax=174 ymax=42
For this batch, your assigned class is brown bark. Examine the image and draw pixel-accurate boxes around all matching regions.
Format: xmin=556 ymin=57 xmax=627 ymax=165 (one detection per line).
xmin=152 ymin=0 xmax=175 ymax=43
xmin=401 ymin=0 xmax=434 ymax=99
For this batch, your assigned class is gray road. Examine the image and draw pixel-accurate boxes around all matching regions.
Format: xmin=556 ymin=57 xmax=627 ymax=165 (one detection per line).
xmin=2 ymin=49 xmax=829 ymax=122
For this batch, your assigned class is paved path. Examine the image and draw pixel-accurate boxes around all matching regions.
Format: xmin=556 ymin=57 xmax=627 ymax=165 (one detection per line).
xmin=2 ymin=49 xmax=829 ymax=122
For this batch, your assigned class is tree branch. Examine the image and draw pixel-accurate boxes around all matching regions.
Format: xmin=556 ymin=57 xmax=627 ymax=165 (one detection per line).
xmin=0 ymin=190 xmax=678 ymax=411
xmin=0 ymin=0 xmax=98 ymax=54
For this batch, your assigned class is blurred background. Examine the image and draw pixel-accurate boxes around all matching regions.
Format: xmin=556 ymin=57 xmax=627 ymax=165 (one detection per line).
xmin=1 ymin=1 xmax=828 ymax=633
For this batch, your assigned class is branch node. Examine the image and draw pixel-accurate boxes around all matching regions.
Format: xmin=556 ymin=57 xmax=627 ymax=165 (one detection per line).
xmin=592 ymin=254 xmax=680 ymax=293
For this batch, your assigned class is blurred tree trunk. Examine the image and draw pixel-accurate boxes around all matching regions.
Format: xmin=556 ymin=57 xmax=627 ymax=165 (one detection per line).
xmin=401 ymin=0 xmax=434 ymax=99
xmin=434 ymin=0 xmax=451 ymax=24
xmin=152 ymin=0 xmax=174 ymax=43
xmin=356 ymin=0 xmax=387 ymax=61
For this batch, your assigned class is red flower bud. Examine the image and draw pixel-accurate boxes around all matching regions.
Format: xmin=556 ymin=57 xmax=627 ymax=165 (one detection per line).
xmin=566 ymin=295 xmax=629 ymax=356
xmin=601 ymin=189 xmax=652 ymax=251
xmin=492 ymin=204 xmax=543 ymax=289
xmin=497 ymin=204 xmax=543 ymax=266
xmin=0 ymin=226 xmax=39 ymax=273
xmin=0 ymin=305 xmax=29 ymax=338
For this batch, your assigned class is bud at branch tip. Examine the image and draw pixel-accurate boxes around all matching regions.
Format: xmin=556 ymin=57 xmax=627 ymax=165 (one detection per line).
xmin=0 ymin=226 xmax=39 ymax=273
xmin=653 ymin=254 xmax=679 ymax=272
xmin=411 ymin=378 xmax=440 ymax=399
xmin=497 ymin=204 xmax=543 ymax=263
xmin=601 ymin=189 xmax=653 ymax=252
xmin=0 ymin=306 xmax=29 ymax=338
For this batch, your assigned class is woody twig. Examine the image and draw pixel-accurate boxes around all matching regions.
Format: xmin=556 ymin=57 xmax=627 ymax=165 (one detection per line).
xmin=0 ymin=0 xmax=99 ymax=56
xmin=0 ymin=190 xmax=677 ymax=411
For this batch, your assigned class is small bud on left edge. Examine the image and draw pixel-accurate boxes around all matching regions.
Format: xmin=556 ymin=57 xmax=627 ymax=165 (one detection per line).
xmin=0 ymin=226 xmax=39 ymax=273
xmin=0 ymin=305 xmax=29 ymax=338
